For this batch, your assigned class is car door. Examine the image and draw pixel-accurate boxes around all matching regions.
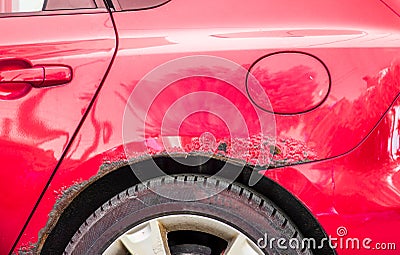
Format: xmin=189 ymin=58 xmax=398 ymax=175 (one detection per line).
xmin=0 ymin=0 xmax=116 ymax=253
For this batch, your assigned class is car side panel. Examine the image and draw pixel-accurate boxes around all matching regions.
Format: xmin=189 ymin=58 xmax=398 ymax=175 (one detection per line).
xmin=14 ymin=0 xmax=400 ymax=253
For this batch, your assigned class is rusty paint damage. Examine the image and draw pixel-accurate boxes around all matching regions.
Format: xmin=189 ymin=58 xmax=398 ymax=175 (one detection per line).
xmin=142 ymin=134 xmax=317 ymax=168
xmin=25 ymin=160 xmax=128 ymax=255
xmin=25 ymin=133 xmax=315 ymax=254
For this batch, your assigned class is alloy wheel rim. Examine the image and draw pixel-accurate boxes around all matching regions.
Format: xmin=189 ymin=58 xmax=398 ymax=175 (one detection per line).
xmin=103 ymin=214 xmax=264 ymax=255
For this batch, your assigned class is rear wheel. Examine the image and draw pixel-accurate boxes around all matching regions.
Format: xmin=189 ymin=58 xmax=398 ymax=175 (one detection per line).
xmin=64 ymin=175 xmax=312 ymax=255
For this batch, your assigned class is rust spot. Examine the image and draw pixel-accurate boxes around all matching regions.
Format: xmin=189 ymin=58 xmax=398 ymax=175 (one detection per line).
xmin=269 ymin=145 xmax=282 ymax=155
xmin=17 ymin=242 xmax=36 ymax=255
xmin=217 ymin=142 xmax=227 ymax=152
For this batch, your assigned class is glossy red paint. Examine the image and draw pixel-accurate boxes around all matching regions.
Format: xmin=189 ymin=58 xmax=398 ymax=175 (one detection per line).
xmin=0 ymin=60 xmax=43 ymax=86
xmin=0 ymin=59 xmax=35 ymax=99
xmin=264 ymin=96 xmax=400 ymax=254
xmin=382 ymin=0 xmax=400 ymax=17
xmin=0 ymin=63 xmax=72 ymax=90
xmin=2 ymin=0 xmax=400 ymax=254
xmin=37 ymin=65 xmax=72 ymax=88
xmin=0 ymin=10 xmax=116 ymax=254
xmin=247 ymin=51 xmax=331 ymax=114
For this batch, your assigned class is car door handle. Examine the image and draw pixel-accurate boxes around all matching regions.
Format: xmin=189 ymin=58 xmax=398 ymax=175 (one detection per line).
xmin=0 ymin=65 xmax=72 ymax=88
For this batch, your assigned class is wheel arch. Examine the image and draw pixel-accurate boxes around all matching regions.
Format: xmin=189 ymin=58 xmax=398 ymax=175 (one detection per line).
xmin=41 ymin=154 xmax=335 ymax=255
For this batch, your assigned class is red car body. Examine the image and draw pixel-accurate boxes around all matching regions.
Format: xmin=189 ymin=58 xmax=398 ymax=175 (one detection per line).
xmin=0 ymin=0 xmax=399 ymax=254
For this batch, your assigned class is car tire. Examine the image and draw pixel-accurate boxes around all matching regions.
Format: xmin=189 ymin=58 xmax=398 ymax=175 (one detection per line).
xmin=64 ymin=175 xmax=312 ymax=255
